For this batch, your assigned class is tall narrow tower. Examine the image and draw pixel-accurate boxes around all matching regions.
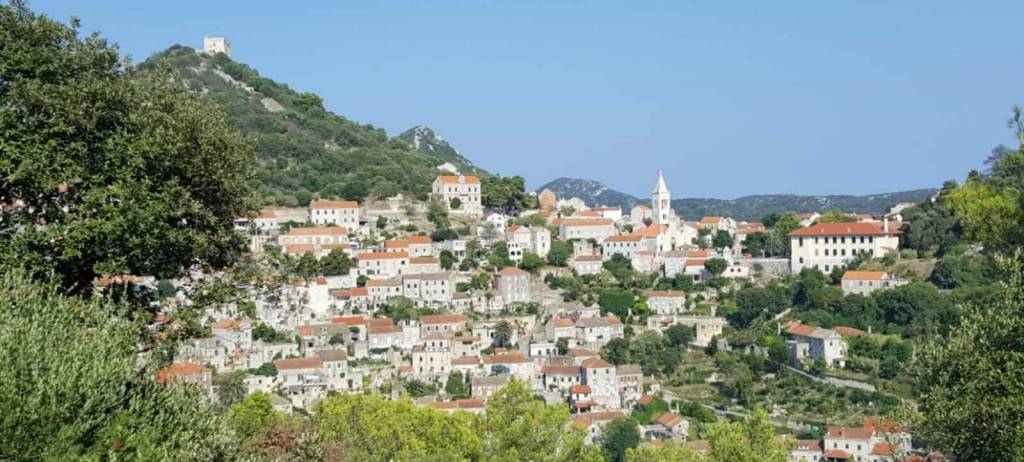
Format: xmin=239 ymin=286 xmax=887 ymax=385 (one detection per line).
xmin=652 ymin=170 xmax=671 ymax=225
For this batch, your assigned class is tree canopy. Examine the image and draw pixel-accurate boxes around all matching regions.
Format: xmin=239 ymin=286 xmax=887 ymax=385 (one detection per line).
xmin=0 ymin=4 xmax=254 ymax=290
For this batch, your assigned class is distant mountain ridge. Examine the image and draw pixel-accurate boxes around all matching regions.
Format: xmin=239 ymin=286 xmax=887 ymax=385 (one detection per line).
xmin=395 ymin=126 xmax=488 ymax=176
xmin=537 ymin=177 xmax=937 ymax=222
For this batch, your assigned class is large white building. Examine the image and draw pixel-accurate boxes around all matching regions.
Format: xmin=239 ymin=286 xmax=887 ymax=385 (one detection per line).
xmin=309 ymin=200 xmax=360 ymax=228
xmin=432 ymin=175 xmax=482 ymax=216
xmin=789 ymin=221 xmax=901 ymax=273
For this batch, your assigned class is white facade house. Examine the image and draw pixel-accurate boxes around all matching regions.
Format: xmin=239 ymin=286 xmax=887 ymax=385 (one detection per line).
xmin=309 ymin=200 xmax=360 ymax=228
xmin=432 ymin=175 xmax=482 ymax=216
xmin=789 ymin=221 xmax=901 ymax=273
xmin=840 ymin=271 xmax=908 ymax=296
xmin=557 ymin=218 xmax=616 ymax=242
xmin=786 ymin=322 xmax=847 ymax=368
xmin=495 ymin=267 xmax=531 ymax=305
xmin=357 ymin=251 xmax=408 ymax=278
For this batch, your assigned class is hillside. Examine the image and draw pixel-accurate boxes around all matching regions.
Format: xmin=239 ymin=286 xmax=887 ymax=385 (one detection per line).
xmin=537 ymin=177 xmax=937 ymax=221
xmin=395 ymin=126 xmax=489 ymax=176
xmin=139 ymin=46 xmax=485 ymax=206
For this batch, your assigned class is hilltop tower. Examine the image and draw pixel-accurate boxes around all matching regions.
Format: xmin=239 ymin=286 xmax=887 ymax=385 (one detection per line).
xmin=652 ymin=170 xmax=671 ymax=225
xmin=203 ymin=36 xmax=231 ymax=57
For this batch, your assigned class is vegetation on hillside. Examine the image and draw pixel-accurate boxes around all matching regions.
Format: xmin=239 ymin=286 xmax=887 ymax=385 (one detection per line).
xmin=139 ymin=47 xmax=452 ymax=206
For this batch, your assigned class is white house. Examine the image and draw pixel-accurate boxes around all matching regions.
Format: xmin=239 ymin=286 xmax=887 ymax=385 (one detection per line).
xmin=309 ymin=200 xmax=359 ymax=228
xmin=840 ymin=271 xmax=908 ymax=296
xmin=432 ymin=175 xmax=482 ymax=216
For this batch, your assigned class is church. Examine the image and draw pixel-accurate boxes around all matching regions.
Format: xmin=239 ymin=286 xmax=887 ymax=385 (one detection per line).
xmin=628 ymin=171 xmax=700 ymax=253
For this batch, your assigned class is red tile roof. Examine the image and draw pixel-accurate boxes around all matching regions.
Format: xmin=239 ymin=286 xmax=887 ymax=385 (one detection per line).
xmin=497 ymin=267 xmax=528 ymax=276
xmin=569 ymin=384 xmax=592 ymax=394
xmin=420 ymin=314 xmax=469 ymax=324
xmin=358 ymin=251 xmax=408 ymax=260
xmin=786 ymin=322 xmax=818 ymax=337
xmin=842 ymin=271 xmax=887 ymax=281
xmin=275 ymin=357 xmax=323 ymax=370
xmin=823 ymin=449 xmax=852 ymax=459
xmin=211 ymin=319 xmax=241 ymax=330
xmin=407 ymin=235 xmax=433 ymax=244
xmin=332 ymin=316 xmax=369 ymax=325
xmin=310 ymin=199 xmax=358 ymax=209
xmin=834 ymin=326 xmax=868 ymax=337
xmin=155 ymin=362 xmax=209 ymax=384
xmin=541 ymin=365 xmax=582 ymax=375
xmin=581 ymin=357 xmax=613 ymax=369
xmin=789 ymin=222 xmax=900 ymax=237
xmin=644 ymin=290 xmax=686 ymax=298
xmin=605 ymin=234 xmax=643 ymax=242
xmin=558 ymin=218 xmax=614 ymax=227
xmin=436 ymin=175 xmax=480 ymax=184
xmin=483 ymin=352 xmax=529 ymax=364
xmin=826 ymin=426 xmax=875 ymax=440
xmin=287 ymin=226 xmax=348 ymax=235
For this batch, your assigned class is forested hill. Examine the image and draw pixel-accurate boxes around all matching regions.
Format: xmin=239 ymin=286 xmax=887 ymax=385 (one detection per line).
xmin=139 ymin=46 xmax=485 ymax=206
xmin=537 ymin=177 xmax=937 ymax=221
xmin=395 ymin=126 xmax=489 ymax=176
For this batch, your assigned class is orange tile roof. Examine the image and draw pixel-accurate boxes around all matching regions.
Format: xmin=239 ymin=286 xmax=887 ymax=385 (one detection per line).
xmin=631 ymin=224 xmax=668 ymax=237
xmin=451 ymin=356 xmax=482 ymax=366
xmin=407 ymin=235 xmax=433 ymax=244
xmin=842 ymin=271 xmax=887 ymax=281
xmin=687 ymin=250 xmax=709 ymax=258
xmin=350 ymin=287 xmax=369 ymax=296
xmin=310 ymin=199 xmax=358 ymax=209
xmin=656 ymin=412 xmax=685 ymax=427
xmin=569 ymin=348 xmax=597 ymax=357
xmin=385 ymin=240 xmax=409 ymax=248
xmin=285 ymin=244 xmax=315 ymax=254
xmin=287 ymin=226 xmax=348 ymax=235
xmin=558 ymin=218 xmax=614 ymax=226
xmin=410 ymin=256 xmax=439 ymax=264
xmin=332 ymin=316 xmax=369 ymax=325
xmin=436 ymin=175 xmax=480 ymax=184
xmin=368 ymin=325 xmax=402 ymax=335
xmin=638 ymin=394 xmax=655 ymax=406
xmin=834 ymin=326 xmax=868 ymax=337
xmin=826 ymin=426 xmax=875 ymax=440
xmin=823 ymin=449 xmax=853 ymax=459
xmin=275 ymin=357 xmax=323 ymax=370
xmin=155 ymin=362 xmax=209 ymax=384
xmin=483 ymin=352 xmax=529 ymax=364
xmin=258 ymin=210 xmax=276 ymax=219
xmin=541 ymin=365 xmax=582 ymax=375
xmin=581 ymin=357 xmax=613 ymax=369
xmin=552 ymin=318 xmax=575 ymax=327
xmin=358 ymin=251 xmax=408 ymax=260
xmin=700 ymin=216 xmax=723 ymax=223
xmin=297 ymin=325 xmax=314 ymax=336
xmin=790 ymin=222 xmax=900 ymax=237
xmin=644 ymin=290 xmax=686 ymax=298
xmin=573 ymin=255 xmax=603 ymax=262
xmin=786 ymin=322 xmax=818 ymax=337
xmin=605 ymin=234 xmax=643 ymax=242
xmin=497 ymin=267 xmax=528 ymax=276
xmin=211 ymin=319 xmax=241 ymax=330
xmin=430 ymin=398 xmax=485 ymax=410
xmin=366 ymin=278 xmax=400 ymax=287
xmin=794 ymin=439 xmax=822 ymax=451
xmin=569 ymin=384 xmax=592 ymax=394
xmin=420 ymin=314 xmax=470 ymax=324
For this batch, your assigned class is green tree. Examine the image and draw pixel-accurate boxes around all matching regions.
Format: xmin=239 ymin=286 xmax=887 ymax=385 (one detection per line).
xmin=430 ymin=227 xmax=459 ymax=242
xmin=427 ymin=200 xmax=450 ymax=228
xmin=0 ymin=271 xmax=231 ymax=460
xmin=480 ymin=379 xmax=600 ymax=461
xmin=601 ymin=417 xmax=640 ymax=462
xmin=214 ymin=370 xmax=248 ymax=407
xmin=741 ymin=232 xmax=770 ymax=257
xmin=0 ymin=5 xmax=253 ymax=291
xmin=494 ymin=321 xmax=515 ymax=347
xmin=376 ymin=215 xmax=388 ymax=229
xmin=815 ymin=210 xmax=858 ymax=224
xmin=520 ymin=251 xmax=546 ymax=272
xmin=320 ymin=249 xmax=354 ymax=276
xmin=603 ymin=254 xmax=634 ymax=280
xmin=548 ymin=240 xmax=572 ymax=267
xmin=450 ymin=197 xmax=463 ymax=210
xmin=704 ymin=258 xmax=728 ymax=277
xmin=445 ymin=371 xmax=470 ymax=399
xmin=598 ymin=288 xmax=634 ymax=319
xmin=704 ymin=408 xmax=791 ymax=462
xmin=316 ymin=393 xmax=482 ymax=461
xmin=602 ymin=338 xmax=631 ymax=365
xmin=439 ymin=250 xmax=456 ymax=270
xmin=227 ymin=392 xmax=280 ymax=441
xmin=626 ymin=444 xmax=701 ymax=461
xmin=665 ymin=324 xmax=696 ymax=347
xmin=712 ymin=230 xmax=734 ymax=249
xmin=913 ymin=255 xmax=1024 ymax=460
xmin=768 ymin=212 xmax=802 ymax=257
xmin=556 ymin=337 xmax=570 ymax=355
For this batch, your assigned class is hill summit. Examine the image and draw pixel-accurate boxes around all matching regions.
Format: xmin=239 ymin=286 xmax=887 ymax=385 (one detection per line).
xmin=139 ymin=46 xmax=486 ymax=205
xmin=395 ymin=126 xmax=488 ymax=176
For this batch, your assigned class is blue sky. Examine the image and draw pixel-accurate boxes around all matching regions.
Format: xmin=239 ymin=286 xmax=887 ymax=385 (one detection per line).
xmin=33 ymin=1 xmax=1023 ymax=198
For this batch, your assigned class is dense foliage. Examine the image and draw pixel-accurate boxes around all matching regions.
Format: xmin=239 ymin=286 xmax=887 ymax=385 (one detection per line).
xmin=1 ymin=4 xmax=254 ymax=290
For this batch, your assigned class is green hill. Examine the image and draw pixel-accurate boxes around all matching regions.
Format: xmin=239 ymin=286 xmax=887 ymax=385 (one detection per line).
xmin=139 ymin=46 xmax=482 ymax=206
xmin=395 ymin=126 xmax=489 ymax=176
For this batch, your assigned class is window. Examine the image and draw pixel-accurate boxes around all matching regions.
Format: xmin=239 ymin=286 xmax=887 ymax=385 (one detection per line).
xmin=799 ymin=237 xmax=804 ymax=247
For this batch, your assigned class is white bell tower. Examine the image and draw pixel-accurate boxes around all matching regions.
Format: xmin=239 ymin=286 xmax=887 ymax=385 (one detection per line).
xmin=652 ymin=170 xmax=671 ymax=225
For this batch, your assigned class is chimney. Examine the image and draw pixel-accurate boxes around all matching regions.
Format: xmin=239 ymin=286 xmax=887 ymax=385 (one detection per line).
xmin=883 ymin=217 xmax=889 ymax=233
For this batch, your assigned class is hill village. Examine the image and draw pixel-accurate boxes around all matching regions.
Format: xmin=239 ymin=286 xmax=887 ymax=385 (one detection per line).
xmin=144 ymin=147 xmax=924 ymax=462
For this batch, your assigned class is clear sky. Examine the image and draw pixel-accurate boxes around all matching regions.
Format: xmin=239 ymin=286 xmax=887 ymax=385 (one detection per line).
xmin=32 ymin=0 xmax=1023 ymax=198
